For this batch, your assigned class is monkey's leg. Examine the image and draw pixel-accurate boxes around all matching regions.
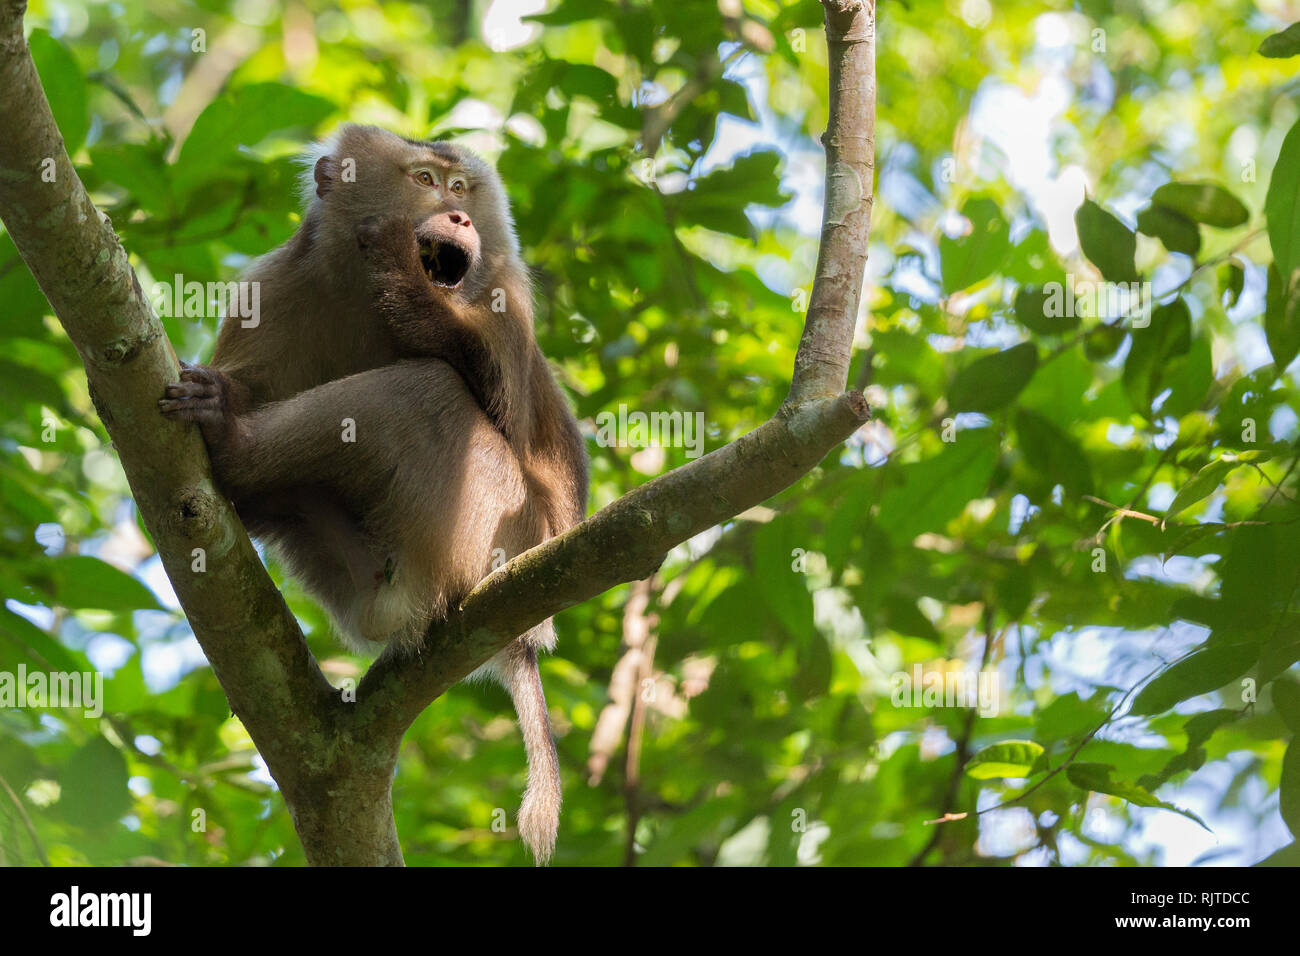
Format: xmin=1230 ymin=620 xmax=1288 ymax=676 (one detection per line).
xmin=163 ymin=363 xmax=562 ymax=850
xmin=163 ymin=361 xmax=536 ymax=632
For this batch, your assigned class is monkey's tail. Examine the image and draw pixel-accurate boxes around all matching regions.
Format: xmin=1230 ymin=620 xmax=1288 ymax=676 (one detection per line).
xmin=500 ymin=637 xmax=562 ymax=866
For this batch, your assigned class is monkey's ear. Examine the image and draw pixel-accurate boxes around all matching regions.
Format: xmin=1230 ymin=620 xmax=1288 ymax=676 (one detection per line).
xmin=314 ymin=155 xmax=336 ymax=198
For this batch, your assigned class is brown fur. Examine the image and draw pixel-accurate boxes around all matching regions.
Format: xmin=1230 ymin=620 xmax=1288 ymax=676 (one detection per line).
xmin=159 ymin=125 xmax=587 ymax=864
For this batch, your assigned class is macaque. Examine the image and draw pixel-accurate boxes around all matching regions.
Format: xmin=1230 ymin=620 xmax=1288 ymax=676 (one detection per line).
xmin=158 ymin=125 xmax=588 ymax=863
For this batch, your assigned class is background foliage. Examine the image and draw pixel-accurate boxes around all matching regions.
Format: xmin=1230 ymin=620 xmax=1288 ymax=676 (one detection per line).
xmin=2 ymin=0 xmax=1300 ymax=866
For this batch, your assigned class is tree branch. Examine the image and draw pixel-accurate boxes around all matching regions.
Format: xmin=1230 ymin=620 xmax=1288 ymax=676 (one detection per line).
xmin=0 ymin=0 xmax=390 ymax=864
xmin=0 ymin=0 xmax=878 ymax=865
xmin=787 ymin=0 xmax=876 ymax=405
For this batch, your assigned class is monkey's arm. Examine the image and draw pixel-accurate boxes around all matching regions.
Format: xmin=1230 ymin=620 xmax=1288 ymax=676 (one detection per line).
xmin=356 ymin=217 xmax=507 ymax=423
xmin=161 ymin=365 xmax=387 ymax=500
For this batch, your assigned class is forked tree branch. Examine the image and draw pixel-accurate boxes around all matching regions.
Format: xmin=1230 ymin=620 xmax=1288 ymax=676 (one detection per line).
xmin=0 ymin=0 xmax=345 ymax=822
xmin=0 ymin=0 xmax=877 ymax=865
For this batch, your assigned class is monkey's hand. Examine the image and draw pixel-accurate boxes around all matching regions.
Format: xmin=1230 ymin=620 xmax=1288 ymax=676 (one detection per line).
xmin=158 ymin=364 xmax=242 ymax=458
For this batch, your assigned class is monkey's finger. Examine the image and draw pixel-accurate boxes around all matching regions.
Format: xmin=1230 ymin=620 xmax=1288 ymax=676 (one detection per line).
xmin=164 ymin=381 xmax=217 ymax=399
xmin=179 ymin=366 xmax=219 ymax=385
xmin=158 ymin=402 xmax=204 ymax=421
xmin=158 ymin=397 xmax=219 ymax=416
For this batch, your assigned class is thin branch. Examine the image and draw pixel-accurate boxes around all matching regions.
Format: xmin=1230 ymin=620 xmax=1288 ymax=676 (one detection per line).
xmin=0 ymin=772 xmax=47 ymax=866
xmin=620 ymin=578 xmax=658 ymax=867
xmin=908 ymin=603 xmax=997 ymax=866
xmin=787 ymin=0 xmax=876 ymax=405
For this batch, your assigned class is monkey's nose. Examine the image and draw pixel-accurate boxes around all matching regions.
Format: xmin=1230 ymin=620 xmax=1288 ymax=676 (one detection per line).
xmin=447 ymin=212 xmax=472 ymax=228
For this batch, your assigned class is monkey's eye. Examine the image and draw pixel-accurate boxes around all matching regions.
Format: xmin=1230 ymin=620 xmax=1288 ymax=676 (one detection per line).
xmin=449 ymin=178 xmax=466 ymax=196
xmin=415 ymin=170 xmax=435 ymax=187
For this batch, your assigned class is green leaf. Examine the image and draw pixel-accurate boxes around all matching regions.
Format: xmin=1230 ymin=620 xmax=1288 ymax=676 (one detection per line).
xmin=940 ymin=197 xmax=1010 ymax=294
xmin=1219 ymin=523 xmax=1281 ymax=628
xmin=1067 ymin=762 xmax=1211 ymax=831
xmin=1273 ymin=679 xmax=1300 ymax=734
xmin=1151 ymin=182 xmax=1250 ymax=229
xmin=1014 ymin=408 xmax=1093 ymax=496
xmin=1084 ymin=322 xmax=1126 ymax=360
xmin=1035 ymin=692 xmax=1109 ymax=741
xmin=1136 ymin=204 xmax=1201 ymax=257
xmin=51 ymin=555 xmax=162 ymax=613
xmin=1283 ymin=740 xmax=1300 ymax=838
xmin=883 ymin=595 xmax=941 ymax=641
xmin=1076 ymin=199 xmax=1138 ymax=283
xmin=1266 ymin=263 xmax=1300 ymax=371
xmin=1141 ymin=709 xmax=1243 ymax=789
xmin=28 ymin=30 xmax=89 ymax=155
xmin=1261 ymin=630 xmax=1300 ymax=686
xmin=752 ymin=518 xmax=816 ymax=644
xmin=876 ymin=431 xmax=999 ymax=544
xmin=557 ymin=63 xmax=618 ymax=102
xmin=1260 ymin=22 xmax=1300 ymax=58
xmin=1266 ymin=117 xmax=1300 ymax=287
xmin=676 ymin=150 xmax=788 ymax=238
xmin=948 ymin=342 xmax=1039 ymax=413
xmin=0 ymin=607 xmax=82 ymax=672
xmin=87 ymin=142 xmax=173 ymax=215
xmin=1130 ymin=644 xmax=1259 ymax=716
xmin=966 ymin=740 xmax=1045 ymax=779
xmin=175 ymin=83 xmax=335 ymax=192
xmin=1221 ymin=261 xmax=1245 ymax=307
xmin=526 ymin=0 xmax=615 ymax=26
xmin=1014 ymin=285 xmax=1080 ymax=335
xmin=58 ymin=736 xmax=132 ymax=830
xmin=1122 ymin=298 xmax=1191 ymax=416
xmin=1165 ymin=458 xmax=1239 ymax=519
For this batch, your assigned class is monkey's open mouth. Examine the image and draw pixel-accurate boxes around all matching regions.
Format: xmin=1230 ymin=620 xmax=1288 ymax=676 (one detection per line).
xmin=419 ymin=239 xmax=471 ymax=288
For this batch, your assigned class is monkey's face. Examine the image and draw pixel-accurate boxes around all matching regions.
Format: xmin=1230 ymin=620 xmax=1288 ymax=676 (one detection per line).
xmin=404 ymin=151 xmax=496 ymax=292
xmin=309 ymin=126 xmax=523 ymax=299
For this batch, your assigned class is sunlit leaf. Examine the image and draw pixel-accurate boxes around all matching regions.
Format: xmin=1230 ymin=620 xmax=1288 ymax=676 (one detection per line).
xmin=1266 ymin=117 xmax=1300 ymax=286
xmin=966 ymin=740 xmax=1044 ymax=779
xmin=1260 ymin=22 xmax=1300 ymax=58
xmin=1066 ymin=762 xmax=1210 ymax=830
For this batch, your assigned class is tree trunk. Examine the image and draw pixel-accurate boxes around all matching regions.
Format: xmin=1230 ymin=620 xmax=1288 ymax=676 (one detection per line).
xmin=284 ymin=768 xmax=404 ymax=866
